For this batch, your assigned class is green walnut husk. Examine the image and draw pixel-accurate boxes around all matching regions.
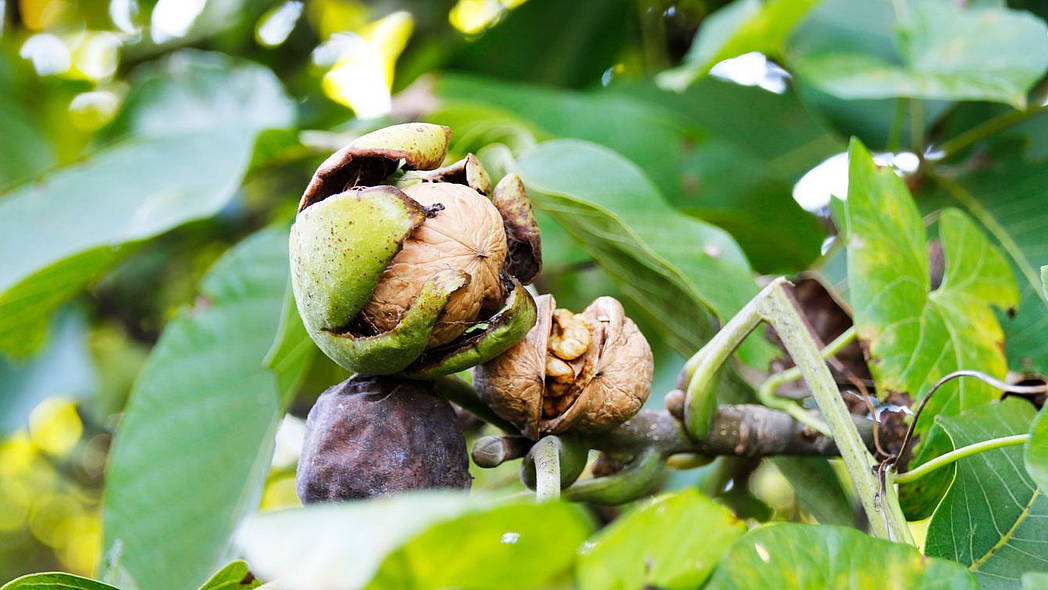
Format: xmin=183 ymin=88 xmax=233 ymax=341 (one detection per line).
xmin=290 ymin=123 xmax=541 ymax=376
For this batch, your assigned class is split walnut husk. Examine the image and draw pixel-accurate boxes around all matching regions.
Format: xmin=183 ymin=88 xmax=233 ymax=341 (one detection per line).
xmin=289 ymin=123 xmax=542 ymax=376
xmin=472 ymin=295 xmax=654 ymax=439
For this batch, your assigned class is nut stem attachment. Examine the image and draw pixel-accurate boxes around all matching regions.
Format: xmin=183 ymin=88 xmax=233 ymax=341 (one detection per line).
xmin=532 ymin=437 xmax=561 ymax=501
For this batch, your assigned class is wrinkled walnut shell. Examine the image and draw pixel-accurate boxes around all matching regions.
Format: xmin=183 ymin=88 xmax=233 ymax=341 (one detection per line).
xmin=472 ymin=295 xmax=654 ymax=439
xmin=360 ymin=182 xmax=508 ymax=347
xmin=296 ymin=375 xmax=472 ymax=502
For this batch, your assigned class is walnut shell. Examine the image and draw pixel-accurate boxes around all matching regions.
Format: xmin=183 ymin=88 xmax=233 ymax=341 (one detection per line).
xmin=472 ymin=295 xmax=653 ymax=439
xmin=360 ymin=182 xmax=508 ymax=347
xmin=296 ymin=375 xmax=472 ymax=502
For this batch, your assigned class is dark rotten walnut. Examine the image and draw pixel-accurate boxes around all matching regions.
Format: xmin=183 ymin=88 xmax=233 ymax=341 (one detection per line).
xmin=296 ymin=375 xmax=472 ymax=502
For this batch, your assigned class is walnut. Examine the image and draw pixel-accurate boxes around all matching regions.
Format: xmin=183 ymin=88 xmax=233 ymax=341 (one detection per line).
xmin=472 ymin=295 xmax=654 ymax=439
xmin=360 ymin=182 xmax=508 ymax=347
xmin=289 ymin=123 xmax=542 ymax=376
xmin=296 ymin=375 xmax=471 ymax=502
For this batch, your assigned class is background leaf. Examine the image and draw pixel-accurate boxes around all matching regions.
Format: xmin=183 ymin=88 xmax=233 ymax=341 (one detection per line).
xmin=926 ymin=144 xmax=1048 ymax=376
xmin=770 ymin=457 xmax=856 ymax=527
xmin=792 ymin=0 xmax=1048 ymax=107
xmin=576 ymin=489 xmax=745 ymax=590
xmin=704 ymin=522 xmax=978 ymax=589
xmin=658 ymin=0 xmax=820 ymax=91
xmin=785 ymin=0 xmax=949 ymax=149
xmin=433 ymin=75 xmax=837 ymax=273
xmin=0 ymin=50 xmax=294 ymax=358
xmin=515 ymin=139 xmax=775 ymax=367
xmin=925 ymin=398 xmax=1048 ymax=588
xmin=842 ymin=139 xmax=1018 ymax=428
xmin=101 ymin=226 xmax=290 ymax=590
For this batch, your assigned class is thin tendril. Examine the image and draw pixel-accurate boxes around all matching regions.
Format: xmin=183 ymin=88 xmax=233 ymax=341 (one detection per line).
xmin=890 ymin=370 xmax=1048 ymax=472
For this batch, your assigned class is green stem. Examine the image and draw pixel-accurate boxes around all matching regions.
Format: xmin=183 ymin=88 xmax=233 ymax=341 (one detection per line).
xmin=757 ymin=280 xmax=913 ymax=545
xmin=937 ymin=103 xmax=1048 ymax=161
xmin=682 ymin=291 xmax=764 ymax=438
xmin=894 ymin=435 xmax=1030 ymax=485
xmin=888 ymin=98 xmax=906 ymax=153
xmin=563 ymin=449 xmax=665 ymax=505
xmin=756 ymin=326 xmax=858 ymax=437
xmin=910 ymin=98 xmax=925 ymax=150
xmin=532 ymin=437 xmax=561 ymax=502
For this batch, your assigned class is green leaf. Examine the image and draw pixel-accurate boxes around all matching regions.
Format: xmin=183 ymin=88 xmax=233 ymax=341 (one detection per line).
xmin=576 ymin=489 xmax=746 ymax=590
xmin=792 ymin=0 xmax=1048 ymax=108
xmin=236 ymin=492 xmax=593 ymax=590
xmin=842 ymin=139 xmax=1018 ymax=428
xmin=197 ymin=561 xmax=260 ymax=590
xmin=925 ymin=398 xmax=1048 ymax=588
xmin=928 ymin=145 xmax=1048 ymax=376
xmin=515 ymin=139 xmax=776 ymax=367
xmin=0 ymin=573 xmax=120 ymax=590
xmin=236 ymin=492 xmax=475 ymax=590
xmin=368 ymin=500 xmax=593 ymax=589
xmin=102 ymin=227 xmax=290 ymax=590
xmin=1024 ymin=573 xmax=1048 ymax=590
xmin=433 ymin=74 xmax=699 ymax=205
xmin=704 ymin=523 xmax=978 ymax=589
xmin=0 ymin=50 xmax=294 ymax=357
xmin=263 ymin=282 xmax=316 ymax=406
xmin=785 ymin=0 xmax=948 ymax=150
xmin=771 ymin=457 xmax=855 ymax=526
xmin=897 ymin=423 xmax=956 ymax=520
xmin=675 ymin=143 xmax=826 ymax=274
xmin=0 ymin=68 xmax=54 ymax=190
xmin=657 ymin=0 xmax=821 ymax=91
xmin=1026 ymin=406 xmax=1048 ymax=493
xmin=109 ymin=49 xmax=296 ymax=138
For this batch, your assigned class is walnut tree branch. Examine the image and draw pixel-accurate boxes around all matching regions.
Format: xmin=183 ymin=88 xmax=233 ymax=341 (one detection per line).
xmin=471 ymin=405 xmax=884 ymax=468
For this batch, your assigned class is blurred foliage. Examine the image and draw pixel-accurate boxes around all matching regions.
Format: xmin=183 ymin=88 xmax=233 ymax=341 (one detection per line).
xmin=1 ymin=0 xmax=1048 ymax=587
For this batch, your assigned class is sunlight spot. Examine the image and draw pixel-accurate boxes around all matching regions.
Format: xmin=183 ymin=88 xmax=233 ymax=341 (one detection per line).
xmin=69 ymin=89 xmax=122 ymax=130
xmin=322 ymin=11 xmax=414 ymax=120
xmin=271 ymin=414 xmax=306 ymax=469
xmin=109 ymin=0 xmax=139 ymax=34
xmin=71 ymin=32 xmax=121 ymax=81
xmin=501 ymin=532 xmax=520 ymax=544
xmin=449 ymin=0 xmax=529 ymax=35
xmin=710 ymin=52 xmax=789 ymax=94
xmin=793 ymin=151 xmax=919 ymax=212
xmin=793 ymin=152 xmax=848 ymax=211
xmin=150 ymin=0 xmax=206 ymax=44
xmin=29 ymin=396 xmax=82 ymax=457
xmin=20 ymin=34 xmax=71 ymax=76
xmin=257 ymin=1 xmax=303 ymax=48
